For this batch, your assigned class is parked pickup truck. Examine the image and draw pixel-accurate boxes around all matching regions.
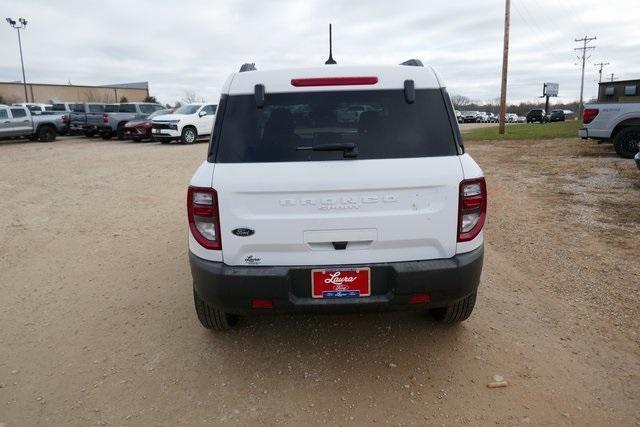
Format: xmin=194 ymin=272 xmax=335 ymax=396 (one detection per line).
xmin=0 ymin=104 xmax=66 ymax=142
xmin=98 ymin=102 xmax=164 ymax=140
xmin=579 ymin=102 xmax=640 ymax=158
xmin=69 ymin=103 xmax=118 ymax=137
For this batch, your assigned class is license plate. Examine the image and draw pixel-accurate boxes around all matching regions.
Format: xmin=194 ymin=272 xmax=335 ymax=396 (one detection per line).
xmin=311 ymin=268 xmax=370 ymax=298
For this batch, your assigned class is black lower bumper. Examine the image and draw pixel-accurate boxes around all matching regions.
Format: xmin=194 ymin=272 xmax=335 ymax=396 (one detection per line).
xmin=190 ymin=246 xmax=484 ymax=315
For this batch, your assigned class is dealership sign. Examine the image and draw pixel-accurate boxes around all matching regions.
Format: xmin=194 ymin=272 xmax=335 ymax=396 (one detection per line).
xmin=544 ymin=82 xmax=559 ymax=97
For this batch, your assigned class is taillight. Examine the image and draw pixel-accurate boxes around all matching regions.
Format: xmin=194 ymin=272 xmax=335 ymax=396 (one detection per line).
xmin=102 ymin=113 xmax=109 ymax=124
xmin=291 ymin=76 xmax=378 ymax=87
xmin=62 ymin=115 xmax=69 ymax=124
xmin=187 ymin=186 xmax=221 ymax=250
xmin=583 ymin=108 xmax=599 ymax=124
xmin=458 ymin=178 xmax=487 ymax=242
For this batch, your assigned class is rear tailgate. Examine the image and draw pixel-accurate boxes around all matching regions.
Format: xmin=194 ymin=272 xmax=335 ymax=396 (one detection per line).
xmin=214 ymin=157 xmax=462 ymax=266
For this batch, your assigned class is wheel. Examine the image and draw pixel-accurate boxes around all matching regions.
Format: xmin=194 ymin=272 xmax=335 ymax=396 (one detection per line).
xmin=37 ymin=126 xmax=56 ymax=142
xmin=429 ymin=293 xmax=477 ymax=324
xmin=181 ymin=126 xmax=197 ymax=144
xmin=116 ymin=123 xmax=126 ymax=140
xmin=101 ymin=132 xmax=112 ymax=140
xmin=193 ymin=288 xmax=238 ymax=331
xmin=132 ymin=137 xmax=142 ymax=142
xmin=613 ymin=127 xmax=640 ymax=159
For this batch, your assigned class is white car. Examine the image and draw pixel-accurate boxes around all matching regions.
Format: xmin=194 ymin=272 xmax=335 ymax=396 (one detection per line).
xmin=187 ymin=60 xmax=486 ymax=330
xmin=151 ymin=103 xmax=217 ymax=144
xmin=579 ymin=102 xmax=640 ymax=158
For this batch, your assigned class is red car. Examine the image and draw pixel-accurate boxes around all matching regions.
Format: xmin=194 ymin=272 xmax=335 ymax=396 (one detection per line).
xmin=124 ymin=108 xmax=173 ymax=142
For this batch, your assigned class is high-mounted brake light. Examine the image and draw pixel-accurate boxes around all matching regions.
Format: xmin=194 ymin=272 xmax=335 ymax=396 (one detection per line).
xmin=457 ymin=178 xmax=487 ymax=242
xmin=102 ymin=113 xmax=109 ymax=124
xmin=187 ymin=186 xmax=222 ymax=250
xmin=583 ymin=108 xmax=599 ymax=124
xmin=291 ymin=76 xmax=378 ymax=87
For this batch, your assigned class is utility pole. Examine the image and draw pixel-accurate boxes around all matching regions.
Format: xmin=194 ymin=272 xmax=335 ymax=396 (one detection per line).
xmin=5 ymin=17 xmax=29 ymax=102
xmin=594 ymin=61 xmax=609 ymax=83
xmin=608 ymin=73 xmax=616 ymax=82
xmin=498 ymin=0 xmax=510 ymax=135
xmin=574 ymin=35 xmax=596 ymax=119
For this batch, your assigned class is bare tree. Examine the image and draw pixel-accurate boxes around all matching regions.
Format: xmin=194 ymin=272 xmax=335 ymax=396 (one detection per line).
xmin=450 ymin=94 xmax=472 ymax=108
xmin=182 ymin=91 xmax=200 ymax=103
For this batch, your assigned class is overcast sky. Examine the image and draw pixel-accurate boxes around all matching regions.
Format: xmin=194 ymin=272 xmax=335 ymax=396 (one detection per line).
xmin=2 ymin=0 xmax=638 ymax=105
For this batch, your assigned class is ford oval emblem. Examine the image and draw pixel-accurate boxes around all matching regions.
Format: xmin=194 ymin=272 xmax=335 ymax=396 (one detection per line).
xmin=232 ymin=227 xmax=255 ymax=237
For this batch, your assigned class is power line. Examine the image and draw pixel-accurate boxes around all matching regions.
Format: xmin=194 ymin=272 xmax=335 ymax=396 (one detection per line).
xmin=574 ymin=35 xmax=596 ymax=118
xmin=594 ymin=62 xmax=609 ymax=83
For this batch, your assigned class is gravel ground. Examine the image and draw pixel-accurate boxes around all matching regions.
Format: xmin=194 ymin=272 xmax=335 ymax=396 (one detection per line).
xmin=0 ymin=136 xmax=638 ymax=425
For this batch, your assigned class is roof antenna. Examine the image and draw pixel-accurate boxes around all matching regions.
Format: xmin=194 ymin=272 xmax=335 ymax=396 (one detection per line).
xmin=325 ymin=24 xmax=337 ymax=65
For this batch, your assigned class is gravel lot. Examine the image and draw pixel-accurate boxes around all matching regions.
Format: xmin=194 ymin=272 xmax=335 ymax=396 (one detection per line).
xmin=0 ymin=136 xmax=638 ymax=425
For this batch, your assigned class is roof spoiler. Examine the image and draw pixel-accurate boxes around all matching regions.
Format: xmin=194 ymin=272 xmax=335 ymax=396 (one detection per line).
xmin=399 ymin=59 xmax=424 ymax=67
xmin=239 ymin=63 xmax=256 ymax=72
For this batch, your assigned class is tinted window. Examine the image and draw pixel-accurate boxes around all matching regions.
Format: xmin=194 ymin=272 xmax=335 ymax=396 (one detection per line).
xmin=174 ymin=105 xmax=200 ymax=115
xmin=118 ymin=104 xmax=137 ymax=113
xmin=202 ymin=105 xmax=217 ymax=115
xmin=105 ymin=104 xmax=119 ymax=112
xmin=214 ymin=89 xmax=457 ymax=163
xmin=88 ymin=105 xmax=105 ymax=113
xmin=139 ymin=104 xmax=161 ymax=114
xmin=71 ymin=104 xmax=84 ymax=112
xmin=147 ymin=109 xmax=171 ymax=119
xmin=52 ymin=104 xmax=68 ymax=111
xmin=10 ymin=108 xmax=27 ymax=118
xmin=0 ymin=110 xmax=8 ymax=119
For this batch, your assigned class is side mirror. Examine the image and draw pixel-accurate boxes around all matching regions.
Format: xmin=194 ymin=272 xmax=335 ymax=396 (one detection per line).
xmin=199 ymin=111 xmax=208 ymax=117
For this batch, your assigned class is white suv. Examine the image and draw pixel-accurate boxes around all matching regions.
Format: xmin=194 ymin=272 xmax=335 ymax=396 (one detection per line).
xmin=188 ymin=61 xmax=486 ymax=330
xmin=151 ymin=103 xmax=216 ymax=144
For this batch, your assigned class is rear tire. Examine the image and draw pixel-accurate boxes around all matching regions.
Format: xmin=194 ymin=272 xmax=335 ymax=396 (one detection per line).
xmin=429 ymin=293 xmax=477 ymax=324
xmin=37 ymin=125 xmax=56 ymax=142
xmin=84 ymin=130 xmax=96 ymax=138
xmin=181 ymin=126 xmax=197 ymax=144
xmin=613 ymin=127 xmax=640 ymax=159
xmin=193 ymin=288 xmax=239 ymax=331
xmin=101 ymin=132 xmax=112 ymax=140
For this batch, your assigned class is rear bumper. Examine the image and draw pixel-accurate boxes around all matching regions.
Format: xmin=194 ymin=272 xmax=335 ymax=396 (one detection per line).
xmin=190 ymin=246 xmax=484 ymax=315
xmin=579 ymin=128 xmax=588 ymax=138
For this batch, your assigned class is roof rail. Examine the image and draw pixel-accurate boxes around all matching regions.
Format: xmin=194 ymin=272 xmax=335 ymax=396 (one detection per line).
xmin=399 ymin=59 xmax=424 ymax=67
xmin=239 ymin=63 xmax=257 ymax=72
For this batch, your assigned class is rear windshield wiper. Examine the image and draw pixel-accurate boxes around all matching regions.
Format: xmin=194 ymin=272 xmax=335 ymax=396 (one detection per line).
xmin=297 ymin=142 xmax=359 ymax=158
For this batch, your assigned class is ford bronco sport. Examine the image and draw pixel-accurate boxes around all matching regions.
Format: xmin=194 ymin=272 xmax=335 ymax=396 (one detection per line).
xmin=188 ymin=60 xmax=486 ymax=330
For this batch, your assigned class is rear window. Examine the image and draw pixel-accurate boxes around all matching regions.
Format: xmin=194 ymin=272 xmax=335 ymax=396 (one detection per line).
xmin=105 ymin=104 xmax=119 ymax=113
xmin=52 ymin=104 xmax=68 ymax=111
xmin=213 ymin=89 xmax=457 ymax=163
xmin=88 ymin=105 xmax=105 ymax=113
xmin=10 ymin=108 xmax=27 ymax=118
xmin=118 ymin=104 xmax=137 ymax=113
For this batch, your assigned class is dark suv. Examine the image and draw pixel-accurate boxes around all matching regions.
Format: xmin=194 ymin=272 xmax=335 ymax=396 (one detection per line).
xmin=549 ymin=109 xmax=565 ymax=122
xmin=526 ymin=109 xmax=547 ymax=123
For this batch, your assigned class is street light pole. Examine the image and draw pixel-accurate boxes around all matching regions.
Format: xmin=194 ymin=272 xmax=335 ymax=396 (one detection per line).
xmin=6 ymin=17 xmax=29 ymax=102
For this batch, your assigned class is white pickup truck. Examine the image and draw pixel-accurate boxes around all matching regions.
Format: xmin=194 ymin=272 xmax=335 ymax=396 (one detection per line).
xmin=579 ymin=102 xmax=640 ymax=158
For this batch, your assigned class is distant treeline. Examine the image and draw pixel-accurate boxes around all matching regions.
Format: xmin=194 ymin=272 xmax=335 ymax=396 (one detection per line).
xmin=450 ymin=94 xmax=594 ymax=116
